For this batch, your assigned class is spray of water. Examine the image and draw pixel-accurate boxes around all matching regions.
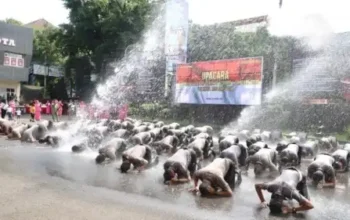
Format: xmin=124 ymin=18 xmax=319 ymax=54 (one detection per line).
xmin=91 ymin=3 xmax=166 ymax=107
xmin=221 ymin=5 xmax=348 ymax=134
xmin=46 ymin=3 xmax=168 ymax=157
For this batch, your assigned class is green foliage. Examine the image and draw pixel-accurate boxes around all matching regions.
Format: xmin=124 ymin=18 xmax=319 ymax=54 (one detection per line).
xmin=3 ymin=18 xmax=22 ymax=25
xmin=59 ymin=0 xmax=152 ymax=68
xmin=32 ymin=27 xmax=64 ymax=65
xmin=188 ymin=24 xmax=299 ymax=87
xmin=55 ymin=0 xmax=154 ymax=99
xmin=129 ymin=102 xmax=171 ymax=119
xmin=32 ymin=27 xmax=67 ymax=99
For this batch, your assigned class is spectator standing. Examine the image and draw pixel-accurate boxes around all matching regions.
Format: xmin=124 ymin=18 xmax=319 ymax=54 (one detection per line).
xmin=29 ymin=102 xmax=35 ymax=122
xmin=1 ymin=101 xmax=8 ymax=119
xmin=51 ymin=100 xmax=58 ymax=122
xmin=46 ymin=100 xmax=51 ymax=115
xmin=9 ymin=99 xmax=16 ymax=117
xmin=34 ymin=100 xmax=41 ymax=121
xmin=58 ymin=100 xmax=63 ymax=118
xmin=16 ymin=108 xmax=21 ymax=121
xmin=118 ymin=103 xmax=129 ymax=121
xmin=6 ymin=104 xmax=13 ymax=120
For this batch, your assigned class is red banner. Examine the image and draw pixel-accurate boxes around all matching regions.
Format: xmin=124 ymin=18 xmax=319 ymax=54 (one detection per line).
xmin=176 ymin=57 xmax=262 ymax=84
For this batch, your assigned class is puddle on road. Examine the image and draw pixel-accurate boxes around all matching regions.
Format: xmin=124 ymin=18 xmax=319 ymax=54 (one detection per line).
xmin=0 ymin=141 xmax=349 ymax=220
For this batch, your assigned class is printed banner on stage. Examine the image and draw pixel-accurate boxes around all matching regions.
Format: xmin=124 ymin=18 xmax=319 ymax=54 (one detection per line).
xmin=175 ymin=57 xmax=263 ymax=105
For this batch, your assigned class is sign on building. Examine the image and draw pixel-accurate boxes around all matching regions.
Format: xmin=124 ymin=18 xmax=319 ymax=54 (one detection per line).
xmin=31 ymin=64 xmax=63 ymax=77
xmin=3 ymin=53 xmax=24 ymax=68
xmin=0 ymin=38 xmax=16 ymax=47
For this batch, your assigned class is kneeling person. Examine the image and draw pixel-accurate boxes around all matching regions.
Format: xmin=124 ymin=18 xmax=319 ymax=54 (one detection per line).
xmin=163 ymin=148 xmax=197 ymax=184
xmin=95 ymin=138 xmax=127 ymax=164
xmin=307 ymin=153 xmax=336 ymax=188
xmin=332 ymin=149 xmax=350 ymax=172
xmin=246 ymin=148 xmax=278 ymax=176
xmin=255 ymin=167 xmax=313 ymax=214
xmin=189 ymin=158 xmax=240 ymax=197
xmin=120 ymin=144 xmax=158 ymax=173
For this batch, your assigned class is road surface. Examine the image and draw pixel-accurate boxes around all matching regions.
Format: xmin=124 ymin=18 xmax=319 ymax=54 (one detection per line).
xmin=0 ymin=124 xmax=349 ymax=219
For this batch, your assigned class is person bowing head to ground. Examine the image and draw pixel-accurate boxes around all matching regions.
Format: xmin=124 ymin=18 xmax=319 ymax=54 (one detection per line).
xmin=189 ymin=158 xmax=241 ymax=197
xmin=163 ymin=148 xmax=198 ymax=185
xmin=307 ymin=153 xmax=336 ymax=188
xmin=120 ymin=144 xmax=159 ymax=173
xmin=255 ymin=167 xmax=313 ymax=214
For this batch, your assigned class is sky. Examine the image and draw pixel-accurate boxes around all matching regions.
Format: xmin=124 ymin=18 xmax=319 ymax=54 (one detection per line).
xmin=0 ymin=0 xmax=350 ymax=33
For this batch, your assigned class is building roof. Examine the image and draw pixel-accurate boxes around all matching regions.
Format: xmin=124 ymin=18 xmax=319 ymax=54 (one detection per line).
xmin=229 ymin=15 xmax=269 ymax=27
xmin=199 ymin=15 xmax=269 ymax=33
xmin=24 ymin=18 xmax=55 ymax=31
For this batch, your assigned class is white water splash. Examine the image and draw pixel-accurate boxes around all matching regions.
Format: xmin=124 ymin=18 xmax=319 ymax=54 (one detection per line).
xmin=92 ymin=3 xmax=166 ymax=106
xmin=221 ymin=4 xmax=344 ymax=133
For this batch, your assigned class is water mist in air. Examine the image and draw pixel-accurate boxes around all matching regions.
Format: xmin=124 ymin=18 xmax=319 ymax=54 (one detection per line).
xmin=47 ymin=3 xmax=168 ymax=157
xmin=221 ymin=2 xmax=348 ymax=133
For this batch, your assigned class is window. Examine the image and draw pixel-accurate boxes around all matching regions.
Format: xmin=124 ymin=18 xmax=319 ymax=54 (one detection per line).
xmin=3 ymin=53 xmax=24 ymax=68
xmin=6 ymin=88 xmax=15 ymax=101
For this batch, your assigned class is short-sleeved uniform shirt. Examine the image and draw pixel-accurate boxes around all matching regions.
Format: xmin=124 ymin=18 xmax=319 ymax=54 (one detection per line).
xmin=246 ymin=148 xmax=276 ymax=169
xmin=220 ymin=145 xmax=241 ymax=165
xmin=332 ymin=149 xmax=348 ymax=166
xmin=261 ymin=168 xmax=307 ymax=204
xmin=189 ymin=138 xmax=207 ymax=158
xmin=164 ymin=149 xmax=193 ymax=178
xmin=99 ymin=138 xmax=125 ymax=160
xmin=194 ymin=158 xmax=232 ymax=192
xmin=123 ymin=145 xmax=149 ymax=166
xmin=307 ymin=154 xmax=335 ymax=182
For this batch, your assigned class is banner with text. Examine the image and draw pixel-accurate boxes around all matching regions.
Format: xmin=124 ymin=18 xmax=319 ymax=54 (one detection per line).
xmin=175 ymin=57 xmax=263 ymax=105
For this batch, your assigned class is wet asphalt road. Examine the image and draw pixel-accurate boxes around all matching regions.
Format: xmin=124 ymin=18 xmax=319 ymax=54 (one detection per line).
xmin=1 ymin=137 xmax=350 ymax=220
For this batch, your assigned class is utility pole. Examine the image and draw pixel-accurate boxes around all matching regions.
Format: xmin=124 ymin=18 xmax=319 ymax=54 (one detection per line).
xmin=164 ymin=71 xmax=169 ymax=97
xmin=44 ymin=55 xmax=48 ymax=98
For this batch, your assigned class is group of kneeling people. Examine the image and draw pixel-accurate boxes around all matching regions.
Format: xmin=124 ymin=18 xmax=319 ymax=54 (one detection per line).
xmin=76 ymin=119 xmax=350 ymax=215
xmin=0 ymin=118 xmax=67 ymax=144
xmin=5 ymin=115 xmax=349 ymax=215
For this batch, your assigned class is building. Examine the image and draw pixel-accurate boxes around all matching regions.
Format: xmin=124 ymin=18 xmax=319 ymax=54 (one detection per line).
xmin=24 ymin=18 xmax=54 ymax=31
xmin=0 ymin=21 xmax=34 ymax=101
xmin=222 ymin=15 xmax=269 ymax=33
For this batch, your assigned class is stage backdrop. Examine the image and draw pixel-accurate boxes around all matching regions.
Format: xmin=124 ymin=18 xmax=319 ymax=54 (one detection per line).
xmin=175 ymin=57 xmax=263 ymax=105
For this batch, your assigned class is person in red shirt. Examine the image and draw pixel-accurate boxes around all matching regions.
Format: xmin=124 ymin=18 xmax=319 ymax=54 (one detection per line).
xmin=57 ymin=100 xmax=63 ymax=117
xmin=9 ymin=99 xmax=16 ymax=117
xmin=34 ymin=100 xmax=41 ymax=121
xmin=118 ymin=103 xmax=128 ymax=121
xmin=46 ymin=101 xmax=51 ymax=115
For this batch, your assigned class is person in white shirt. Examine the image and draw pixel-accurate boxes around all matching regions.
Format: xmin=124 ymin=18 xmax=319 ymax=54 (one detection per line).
xmin=16 ymin=108 xmax=21 ymax=120
xmin=6 ymin=105 xmax=13 ymax=120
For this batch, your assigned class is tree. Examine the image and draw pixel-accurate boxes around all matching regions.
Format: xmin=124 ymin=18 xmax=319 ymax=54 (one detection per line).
xmin=32 ymin=27 xmax=67 ymax=98
xmin=32 ymin=27 xmax=64 ymax=65
xmin=61 ymin=0 xmax=152 ymax=71
xmin=55 ymin=0 xmax=154 ymax=99
xmin=188 ymin=23 xmax=299 ymax=92
xmin=3 ymin=18 xmax=22 ymax=25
